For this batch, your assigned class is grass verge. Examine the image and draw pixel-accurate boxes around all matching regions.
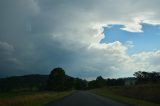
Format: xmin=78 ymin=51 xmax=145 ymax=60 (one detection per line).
xmin=91 ymin=88 xmax=160 ymax=106
xmin=0 ymin=91 xmax=73 ymax=106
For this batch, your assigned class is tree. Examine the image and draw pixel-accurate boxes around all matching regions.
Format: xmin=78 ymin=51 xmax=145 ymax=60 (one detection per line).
xmin=47 ymin=67 xmax=66 ymax=91
xmin=74 ymin=78 xmax=87 ymax=90
xmin=88 ymin=80 xmax=97 ymax=89
xmin=106 ymin=78 xmax=125 ymax=86
xmin=134 ymin=71 xmax=160 ymax=84
xmin=88 ymin=76 xmax=106 ymax=89
xmin=95 ymin=76 xmax=106 ymax=87
xmin=64 ymin=75 xmax=74 ymax=90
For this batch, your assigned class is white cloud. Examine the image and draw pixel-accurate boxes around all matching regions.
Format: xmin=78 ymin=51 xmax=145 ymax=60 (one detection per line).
xmin=0 ymin=41 xmax=14 ymax=54
xmin=125 ymin=41 xmax=134 ymax=48
xmin=121 ymin=17 xmax=143 ymax=32
xmin=132 ymin=51 xmax=160 ymax=72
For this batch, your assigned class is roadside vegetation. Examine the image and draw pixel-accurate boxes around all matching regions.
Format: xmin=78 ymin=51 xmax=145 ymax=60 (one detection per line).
xmin=0 ymin=91 xmax=73 ymax=106
xmin=90 ymin=71 xmax=160 ymax=106
xmin=91 ymin=85 xmax=160 ymax=106
xmin=0 ymin=67 xmax=160 ymax=106
xmin=0 ymin=67 xmax=86 ymax=106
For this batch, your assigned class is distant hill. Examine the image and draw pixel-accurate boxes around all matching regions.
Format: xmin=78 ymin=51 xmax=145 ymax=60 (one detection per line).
xmin=0 ymin=74 xmax=48 ymax=92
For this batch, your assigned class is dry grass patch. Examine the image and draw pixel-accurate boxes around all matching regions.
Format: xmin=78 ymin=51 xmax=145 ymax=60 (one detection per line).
xmin=0 ymin=91 xmax=73 ymax=106
xmin=91 ymin=84 xmax=160 ymax=106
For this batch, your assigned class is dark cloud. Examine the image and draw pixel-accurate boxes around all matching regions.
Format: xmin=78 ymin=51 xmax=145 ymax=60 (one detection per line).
xmin=0 ymin=0 xmax=160 ymax=78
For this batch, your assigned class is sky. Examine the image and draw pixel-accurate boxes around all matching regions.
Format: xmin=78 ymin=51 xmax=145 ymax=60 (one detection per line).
xmin=0 ymin=0 xmax=160 ymax=79
xmin=101 ymin=24 xmax=160 ymax=54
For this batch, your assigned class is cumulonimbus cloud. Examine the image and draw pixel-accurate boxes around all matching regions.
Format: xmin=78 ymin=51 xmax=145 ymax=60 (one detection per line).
xmin=0 ymin=0 xmax=160 ymax=78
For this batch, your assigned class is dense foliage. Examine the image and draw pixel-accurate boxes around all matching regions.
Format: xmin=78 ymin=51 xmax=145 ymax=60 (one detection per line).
xmin=0 ymin=74 xmax=48 ymax=92
xmin=0 ymin=68 xmax=160 ymax=92
xmin=47 ymin=68 xmax=66 ymax=91
xmin=134 ymin=71 xmax=160 ymax=84
xmin=47 ymin=67 xmax=87 ymax=91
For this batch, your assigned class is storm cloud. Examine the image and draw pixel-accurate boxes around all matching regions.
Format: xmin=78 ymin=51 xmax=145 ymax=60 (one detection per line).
xmin=0 ymin=0 xmax=160 ymax=78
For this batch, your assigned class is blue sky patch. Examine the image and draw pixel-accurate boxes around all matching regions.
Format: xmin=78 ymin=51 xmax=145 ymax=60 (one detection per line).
xmin=101 ymin=23 xmax=160 ymax=54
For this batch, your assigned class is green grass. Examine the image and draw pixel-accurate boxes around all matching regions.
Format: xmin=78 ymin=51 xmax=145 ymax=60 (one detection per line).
xmin=0 ymin=91 xmax=73 ymax=106
xmin=91 ymin=85 xmax=160 ymax=106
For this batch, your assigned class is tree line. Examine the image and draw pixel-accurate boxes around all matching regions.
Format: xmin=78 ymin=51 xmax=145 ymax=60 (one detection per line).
xmin=47 ymin=68 xmax=160 ymax=91
xmin=134 ymin=71 xmax=160 ymax=84
xmin=0 ymin=67 xmax=160 ymax=92
xmin=47 ymin=67 xmax=124 ymax=91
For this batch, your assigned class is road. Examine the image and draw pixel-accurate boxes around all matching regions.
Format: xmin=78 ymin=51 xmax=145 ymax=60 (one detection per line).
xmin=45 ymin=91 xmax=130 ymax=106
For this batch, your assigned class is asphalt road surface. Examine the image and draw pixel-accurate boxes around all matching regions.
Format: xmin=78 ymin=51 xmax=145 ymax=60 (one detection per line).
xmin=45 ymin=91 xmax=130 ymax=106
